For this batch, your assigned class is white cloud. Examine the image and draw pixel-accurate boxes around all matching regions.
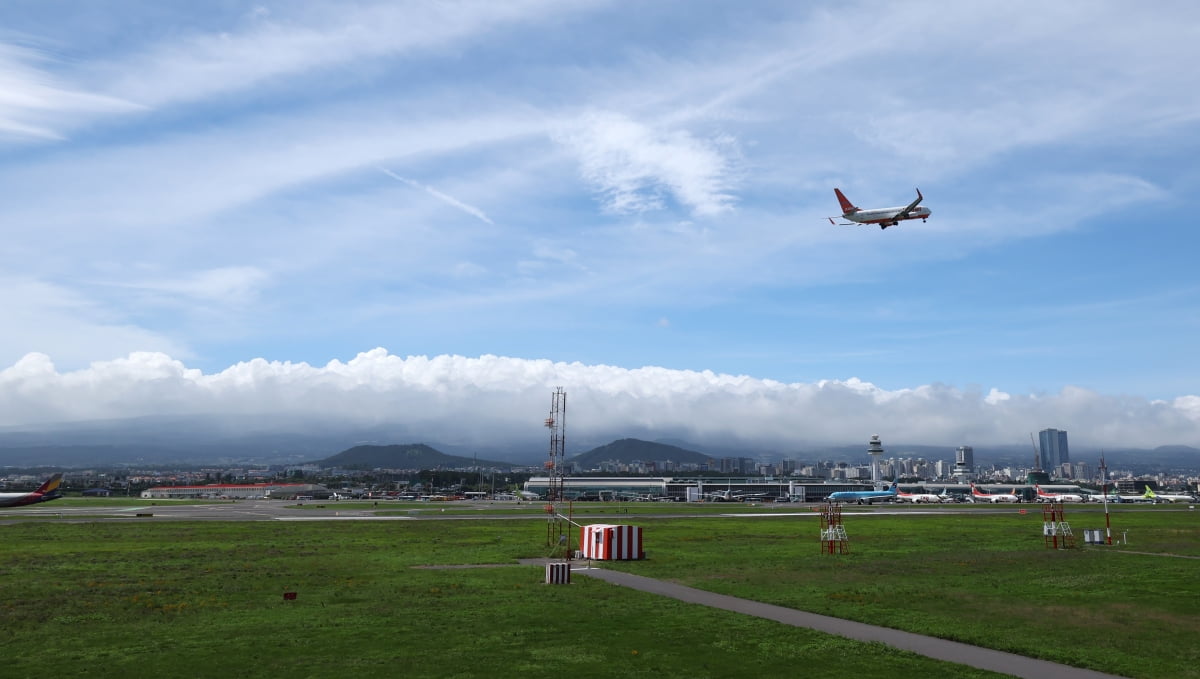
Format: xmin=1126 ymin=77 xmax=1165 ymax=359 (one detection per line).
xmin=95 ymin=0 xmax=597 ymax=109
xmin=0 ymin=349 xmax=1195 ymax=449
xmin=555 ymin=111 xmax=738 ymax=217
xmin=0 ymin=278 xmax=189 ymax=368
xmin=118 ymin=266 xmax=271 ymax=307
xmin=0 ymin=43 xmax=141 ymax=141
xmin=0 ymin=105 xmax=543 ymax=239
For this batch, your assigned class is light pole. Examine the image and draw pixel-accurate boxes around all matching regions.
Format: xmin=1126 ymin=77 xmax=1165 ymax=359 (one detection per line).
xmin=1100 ymin=453 xmax=1112 ymax=545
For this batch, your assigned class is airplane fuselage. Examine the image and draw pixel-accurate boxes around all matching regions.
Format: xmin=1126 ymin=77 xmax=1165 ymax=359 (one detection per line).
xmin=897 ymin=492 xmax=942 ymax=503
xmin=971 ymin=486 xmax=1019 ymax=503
xmin=1037 ymin=493 xmax=1084 ymax=502
xmin=828 ymin=484 xmax=898 ymax=504
xmin=0 ymin=474 xmax=64 ymax=508
xmin=844 ymin=205 xmax=932 ymax=226
xmin=1143 ymin=489 xmax=1196 ymax=503
xmin=0 ymin=491 xmax=61 ymax=508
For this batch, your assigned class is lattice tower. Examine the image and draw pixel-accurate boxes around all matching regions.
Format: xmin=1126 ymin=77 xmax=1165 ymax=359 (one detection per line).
xmin=544 ymin=387 xmax=570 ymax=555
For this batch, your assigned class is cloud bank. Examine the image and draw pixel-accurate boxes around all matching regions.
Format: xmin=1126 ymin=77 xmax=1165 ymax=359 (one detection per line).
xmin=1 ymin=349 xmax=1196 ymax=450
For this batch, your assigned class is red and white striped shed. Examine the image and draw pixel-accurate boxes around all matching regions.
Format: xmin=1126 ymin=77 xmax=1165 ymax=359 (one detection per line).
xmin=580 ymin=524 xmax=644 ymax=560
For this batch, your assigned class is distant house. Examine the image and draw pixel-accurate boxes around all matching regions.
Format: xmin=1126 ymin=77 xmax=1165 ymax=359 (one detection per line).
xmin=82 ymin=488 xmax=112 ymax=497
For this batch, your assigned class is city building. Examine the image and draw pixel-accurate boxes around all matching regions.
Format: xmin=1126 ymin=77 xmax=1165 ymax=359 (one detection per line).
xmin=952 ymin=445 xmax=974 ymax=482
xmin=1038 ymin=429 xmax=1070 ymax=473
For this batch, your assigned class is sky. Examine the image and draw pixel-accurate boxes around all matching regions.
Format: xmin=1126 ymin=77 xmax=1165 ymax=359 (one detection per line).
xmin=1 ymin=0 xmax=1198 ymax=453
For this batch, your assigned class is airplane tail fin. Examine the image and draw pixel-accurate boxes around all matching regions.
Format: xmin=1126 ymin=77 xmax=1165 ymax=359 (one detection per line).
xmin=834 ymin=188 xmax=859 ymax=214
xmin=35 ymin=473 xmax=63 ymax=494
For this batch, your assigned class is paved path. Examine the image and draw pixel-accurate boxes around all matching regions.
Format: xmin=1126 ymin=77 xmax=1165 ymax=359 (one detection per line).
xmin=574 ymin=566 xmax=1127 ymax=679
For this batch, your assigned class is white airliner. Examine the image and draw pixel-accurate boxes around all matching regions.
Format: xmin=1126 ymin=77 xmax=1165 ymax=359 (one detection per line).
xmin=0 ymin=474 xmax=64 ymax=507
xmin=896 ymin=487 xmax=943 ymax=503
xmin=1034 ymin=485 xmax=1085 ymax=503
xmin=970 ymin=483 xmax=1020 ymax=503
xmin=829 ymin=188 xmax=931 ymax=229
xmin=1141 ymin=486 xmax=1197 ymax=503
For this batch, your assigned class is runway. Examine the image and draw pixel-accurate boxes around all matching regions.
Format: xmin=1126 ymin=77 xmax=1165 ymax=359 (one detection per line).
xmin=0 ymin=499 xmax=1179 ymax=525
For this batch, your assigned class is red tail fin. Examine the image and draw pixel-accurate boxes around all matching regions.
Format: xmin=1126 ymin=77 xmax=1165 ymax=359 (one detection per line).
xmin=834 ymin=188 xmax=859 ymax=214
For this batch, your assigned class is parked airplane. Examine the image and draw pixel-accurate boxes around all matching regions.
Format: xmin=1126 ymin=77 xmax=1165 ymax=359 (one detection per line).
xmin=0 ymin=474 xmax=64 ymax=507
xmin=896 ymin=487 xmax=943 ymax=503
xmin=1035 ymin=485 xmax=1085 ymax=503
xmin=703 ymin=489 xmax=771 ymax=502
xmin=1141 ymin=486 xmax=1196 ymax=503
xmin=828 ymin=482 xmax=898 ymax=505
xmin=970 ymin=483 xmax=1020 ymax=503
xmin=829 ymin=188 xmax=931 ymax=229
xmin=1113 ymin=489 xmax=1153 ymax=503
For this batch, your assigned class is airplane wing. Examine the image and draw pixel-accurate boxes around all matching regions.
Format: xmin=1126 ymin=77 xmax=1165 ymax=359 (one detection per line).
xmin=894 ymin=188 xmax=923 ymax=220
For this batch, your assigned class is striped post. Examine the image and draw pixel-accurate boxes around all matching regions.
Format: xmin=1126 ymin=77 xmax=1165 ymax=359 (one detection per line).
xmin=580 ymin=524 xmax=644 ymax=560
xmin=545 ymin=562 xmax=571 ymax=584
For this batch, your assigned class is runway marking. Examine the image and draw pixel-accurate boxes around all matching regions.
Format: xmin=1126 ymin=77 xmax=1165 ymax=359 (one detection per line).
xmin=274 ymin=516 xmax=416 ymax=521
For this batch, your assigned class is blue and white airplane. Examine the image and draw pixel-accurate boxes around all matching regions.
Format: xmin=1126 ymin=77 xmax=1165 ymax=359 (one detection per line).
xmin=827 ymin=482 xmax=898 ymax=505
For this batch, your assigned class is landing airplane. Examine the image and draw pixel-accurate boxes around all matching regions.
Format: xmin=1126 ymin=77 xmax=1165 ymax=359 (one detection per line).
xmin=1141 ymin=486 xmax=1197 ymax=503
xmin=896 ymin=487 xmax=943 ymax=503
xmin=829 ymin=188 xmax=931 ymax=229
xmin=0 ymin=473 xmax=64 ymax=507
xmin=1034 ymin=485 xmax=1085 ymax=503
xmin=970 ymin=483 xmax=1020 ymax=503
xmin=828 ymin=482 xmax=898 ymax=505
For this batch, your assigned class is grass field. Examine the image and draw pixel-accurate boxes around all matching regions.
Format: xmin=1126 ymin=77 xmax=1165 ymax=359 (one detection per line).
xmin=599 ymin=506 xmax=1200 ymax=677
xmin=1 ymin=504 xmax=1195 ymax=678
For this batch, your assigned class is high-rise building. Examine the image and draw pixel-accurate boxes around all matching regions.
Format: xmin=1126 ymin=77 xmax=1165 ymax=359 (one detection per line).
xmin=952 ymin=445 xmax=974 ymax=481
xmin=1038 ymin=429 xmax=1070 ymax=472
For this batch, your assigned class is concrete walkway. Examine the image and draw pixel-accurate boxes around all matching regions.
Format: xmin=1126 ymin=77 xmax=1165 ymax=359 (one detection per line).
xmin=573 ymin=566 xmax=1126 ymax=679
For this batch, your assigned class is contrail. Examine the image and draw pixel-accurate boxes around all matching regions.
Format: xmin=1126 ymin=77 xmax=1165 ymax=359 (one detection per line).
xmin=378 ymin=167 xmax=494 ymax=225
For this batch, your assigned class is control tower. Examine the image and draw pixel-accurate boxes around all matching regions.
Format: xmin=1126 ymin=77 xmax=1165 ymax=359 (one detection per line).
xmin=867 ymin=434 xmax=885 ymax=487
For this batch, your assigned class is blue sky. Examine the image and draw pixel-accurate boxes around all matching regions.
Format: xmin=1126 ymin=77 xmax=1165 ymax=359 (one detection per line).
xmin=1 ymin=1 xmax=1197 ymax=450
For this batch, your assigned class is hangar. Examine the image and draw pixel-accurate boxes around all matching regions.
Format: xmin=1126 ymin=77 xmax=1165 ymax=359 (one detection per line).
xmin=140 ymin=482 xmax=330 ymax=500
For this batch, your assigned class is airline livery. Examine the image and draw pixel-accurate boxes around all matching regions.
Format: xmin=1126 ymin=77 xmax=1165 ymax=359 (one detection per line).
xmin=1141 ymin=485 xmax=1197 ymax=503
xmin=830 ymin=188 xmax=931 ymax=229
xmin=828 ymin=482 xmax=898 ymax=505
xmin=970 ymin=483 xmax=1020 ymax=503
xmin=0 ymin=474 xmax=64 ymax=507
xmin=896 ymin=487 xmax=943 ymax=503
xmin=1035 ymin=485 xmax=1085 ymax=502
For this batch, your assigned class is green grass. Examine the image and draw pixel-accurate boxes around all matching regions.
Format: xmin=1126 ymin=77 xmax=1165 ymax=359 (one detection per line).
xmin=600 ymin=506 xmax=1200 ymax=678
xmin=0 ymin=521 xmax=1008 ymax=679
xmin=1 ymin=505 xmax=1196 ymax=678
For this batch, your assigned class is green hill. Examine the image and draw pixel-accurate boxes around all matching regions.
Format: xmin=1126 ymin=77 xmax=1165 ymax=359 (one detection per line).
xmin=570 ymin=438 xmax=712 ymax=468
xmin=316 ymin=444 xmax=514 ymax=470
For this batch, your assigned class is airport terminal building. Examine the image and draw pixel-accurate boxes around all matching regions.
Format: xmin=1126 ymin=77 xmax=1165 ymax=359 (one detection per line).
xmin=141 ymin=482 xmax=330 ymax=500
xmin=523 ymin=476 xmax=879 ymax=502
xmin=522 ymin=477 xmax=1095 ymax=502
